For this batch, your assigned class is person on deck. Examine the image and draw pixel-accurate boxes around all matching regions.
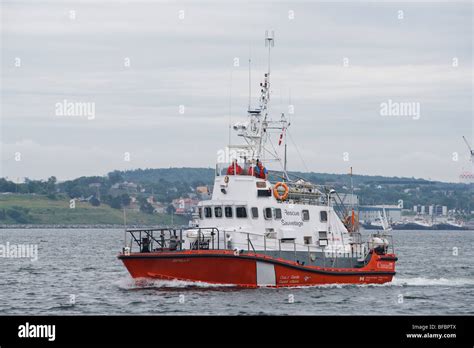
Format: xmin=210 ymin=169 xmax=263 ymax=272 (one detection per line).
xmin=226 ymin=159 xmax=242 ymax=175
xmin=254 ymin=159 xmax=268 ymax=180
xmin=247 ymin=164 xmax=254 ymax=176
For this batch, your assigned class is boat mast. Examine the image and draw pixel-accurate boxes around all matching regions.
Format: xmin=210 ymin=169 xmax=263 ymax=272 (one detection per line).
xmin=266 ymin=30 xmax=273 ymax=80
xmin=248 ymin=57 xmax=251 ymax=111
xmin=248 ymin=42 xmax=252 ymax=112
xmin=233 ymin=31 xmax=289 ymax=177
xmin=284 ymin=89 xmax=291 ymax=178
xmin=256 ymin=30 xmax=274 ymax=157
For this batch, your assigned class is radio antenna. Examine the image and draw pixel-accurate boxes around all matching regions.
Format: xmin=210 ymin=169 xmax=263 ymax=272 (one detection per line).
xmin=265 ymin=30 xmax=274 ymax=82
xmin=248 ymin=50 xmax=252 ymax=111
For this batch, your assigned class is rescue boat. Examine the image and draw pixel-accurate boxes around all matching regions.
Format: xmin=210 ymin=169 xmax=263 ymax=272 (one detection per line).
xmin=118 ymin=32 xmax=397 ymax=287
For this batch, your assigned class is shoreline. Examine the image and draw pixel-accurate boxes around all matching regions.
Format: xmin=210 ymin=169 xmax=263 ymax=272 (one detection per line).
xmin=1 ymin=224 xmax=472 ymax=231
xmin=0 ymin=224 xmax=190 ymax=229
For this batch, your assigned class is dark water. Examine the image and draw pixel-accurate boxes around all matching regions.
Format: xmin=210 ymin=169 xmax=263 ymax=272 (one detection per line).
xmin=0 ymin=228 xmax=473 ymax=315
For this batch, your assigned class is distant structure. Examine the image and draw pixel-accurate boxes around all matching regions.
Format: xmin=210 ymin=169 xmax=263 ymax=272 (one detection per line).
xmin=460 ymin=136 xmax=474 ymax=183
xmin=172 ymin=198 xmax=199 ymax=215
xmin=414 ymin=204 xmax=448 ymax=216
xmin=359 ymin=205 xmax=402 ymax=223
xmin=110 ymin=181 xmax=139 ymax=193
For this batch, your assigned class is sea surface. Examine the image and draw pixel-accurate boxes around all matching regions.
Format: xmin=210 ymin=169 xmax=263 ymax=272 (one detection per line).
xmin=0 ymin=228 xmax=473 ymax=315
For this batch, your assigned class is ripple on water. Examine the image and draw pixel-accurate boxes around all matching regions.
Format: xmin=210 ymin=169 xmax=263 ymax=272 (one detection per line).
xmin=0 ymin=229 xmax=473 ymax=315
xmin=391 ymin=277 xmax=474 ymax=287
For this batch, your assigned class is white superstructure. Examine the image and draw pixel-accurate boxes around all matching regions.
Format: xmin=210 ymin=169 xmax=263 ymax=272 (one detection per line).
xmin=193 ymin=175 xmax=355 ymax=254
xmin=186 ymin=32 xmax=359 ymax=257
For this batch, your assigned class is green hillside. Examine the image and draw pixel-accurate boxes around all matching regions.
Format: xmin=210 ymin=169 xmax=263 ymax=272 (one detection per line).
xmin=0 ymin=194 xmax=188 ymax=226
xmin=1 ymin=167 xmax=473 ymax=225
xmin=120 ymin=167 xmax=215 ymax=184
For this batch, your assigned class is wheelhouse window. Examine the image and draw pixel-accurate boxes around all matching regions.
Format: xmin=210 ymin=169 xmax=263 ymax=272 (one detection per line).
xmin=198 ymin=207 xmax=202 ymax=219
xmin=251 ymin=207 xmax=259 ymax=219
xmin=214 ymin=206 xmax=223 ymax=218
xmin=274 ymin=208 xmax=282 ymax=219
xmin=204 ymin=207 xmax=212 ymax=218
xmin=264 ymin=207 xmax=272 ymax=220
xmin=302 ymin=209 xmax=310 ymax=221
xmin=320 ymin=210 xmax=328 ymax=222
xmin=236 ymin=206 xmax=248 ymax=218
xmin=304 ymin=236 xmax=313 ymax=245
xmin=225 ymin=206 xmax=233 ymax=218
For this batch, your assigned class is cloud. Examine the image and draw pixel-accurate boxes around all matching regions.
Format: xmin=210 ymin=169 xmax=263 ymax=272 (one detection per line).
xmin=1 ymin=1 xmax=472 ymax=182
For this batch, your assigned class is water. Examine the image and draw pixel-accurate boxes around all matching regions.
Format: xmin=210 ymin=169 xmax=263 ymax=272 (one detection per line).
xmin=0 ymin=229 xmax=473 ymax=315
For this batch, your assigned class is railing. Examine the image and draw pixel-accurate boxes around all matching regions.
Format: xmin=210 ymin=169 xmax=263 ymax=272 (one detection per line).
xmin=124 ymin=227 xmax=390 ymax=267
xmin=126 ymin=227 xmax=187 ymax=253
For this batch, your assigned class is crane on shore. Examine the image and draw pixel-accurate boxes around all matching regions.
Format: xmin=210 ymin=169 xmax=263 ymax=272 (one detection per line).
xmin=462 ymin=136 xmax=474 ymax=162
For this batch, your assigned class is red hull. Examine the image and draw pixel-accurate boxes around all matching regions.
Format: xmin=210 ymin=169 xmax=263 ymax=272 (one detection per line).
xmin=119 ymin=250 xmax=396 ymax=288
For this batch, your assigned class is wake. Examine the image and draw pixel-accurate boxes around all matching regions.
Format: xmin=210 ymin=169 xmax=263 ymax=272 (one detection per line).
xmin=114 ymin=276 xmax=474 ymax=290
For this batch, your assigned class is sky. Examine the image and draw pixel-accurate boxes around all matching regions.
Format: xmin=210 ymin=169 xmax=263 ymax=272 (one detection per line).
xmin=1 ymin=0 xmax=473 ymax=183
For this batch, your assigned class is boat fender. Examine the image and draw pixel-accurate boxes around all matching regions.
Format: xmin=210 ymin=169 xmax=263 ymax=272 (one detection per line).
xmin=233 ymin=248 xmax=240 ymax=256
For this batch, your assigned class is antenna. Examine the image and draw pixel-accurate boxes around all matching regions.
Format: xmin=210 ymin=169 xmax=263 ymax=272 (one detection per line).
xmin=228 ymin=67 xmax=233 ymax=146
xmin=253 ymin=30 xmax=275 ymax=158
xmin=248 ymin=56 xmax=251 ymax=111
xmin=265 ymin=30 xmax=275 ymax=76
xmin=265 ymin=30 xmax=275 ymax=47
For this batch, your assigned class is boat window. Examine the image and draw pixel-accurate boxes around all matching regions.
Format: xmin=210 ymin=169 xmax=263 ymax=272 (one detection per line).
xmin=320 ymin=210 xmax=328 ymax=222
xmin=198 ymin=207 xmax=202 ymax=219
xmin=274 ymin=208 xmax=282 ymax=219
xmin=264 ymin=207 xmax=272 ymax=220
xmin=204 ymin=207 xmax=212 ymax=218
xmin=236 ymin=206 xmax=247 ymax=218
xmin=302 ymin=209 xmax=310 ymax=221
xmin=318 ymin=231 xmax=328 ymax=247
xmin=304 ymin=236 xmax=313 ymax=245
xmin=251 ymin=207 xmax=259 ymax=219
xmin=214 ymin=206 xmax=222 ymax=218
xmin=225 ymin=206 xmax=233 ymax=218
xmin=257 ymin=189 xmax=272 ymax=197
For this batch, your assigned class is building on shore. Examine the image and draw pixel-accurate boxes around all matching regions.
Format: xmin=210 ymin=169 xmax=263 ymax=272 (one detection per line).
xmin=172 ymin=197 xmax=199 ymax=215
xmin=414 ymin=204 xmax=448 ymax=216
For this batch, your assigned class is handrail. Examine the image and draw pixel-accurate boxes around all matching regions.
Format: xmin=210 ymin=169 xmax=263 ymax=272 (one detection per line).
xmin=124 ymin=226 xmax=392 ymax=262
xmin=247 ymin=233 xmax=256 ymax=253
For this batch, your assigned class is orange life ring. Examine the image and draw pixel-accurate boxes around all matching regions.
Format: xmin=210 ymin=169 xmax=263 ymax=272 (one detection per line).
xmin=273 ymin=182 xmax=289 ymax=201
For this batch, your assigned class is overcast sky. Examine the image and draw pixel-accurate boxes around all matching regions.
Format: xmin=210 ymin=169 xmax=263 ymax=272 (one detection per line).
xmin=1 ymin=0 xmax=473 ymax=182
